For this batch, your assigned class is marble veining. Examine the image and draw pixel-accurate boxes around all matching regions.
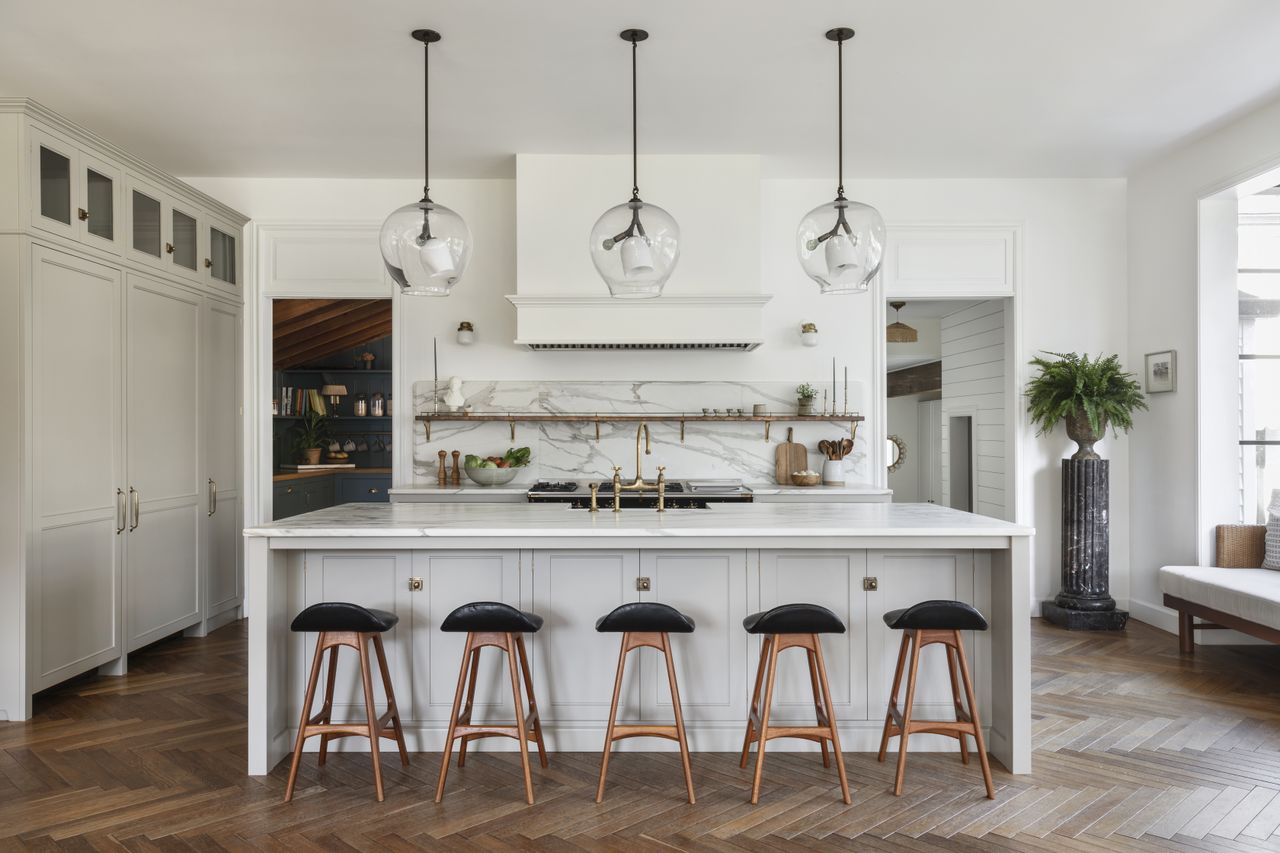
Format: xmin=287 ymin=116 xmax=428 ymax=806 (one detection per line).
xmin=244 ymin=501 xmax=1033 ymax=539
xmin=411 ymin=380 xmax=869 ymax=486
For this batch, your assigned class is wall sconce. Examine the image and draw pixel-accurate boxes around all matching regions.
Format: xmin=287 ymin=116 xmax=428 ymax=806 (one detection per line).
xmin=800 ymin=322 xmax=819 ymax=347
xmin=456 ymin=321 xmax=476 ymax=345
xmin=321 ymin=384 xmax=348 ymax=414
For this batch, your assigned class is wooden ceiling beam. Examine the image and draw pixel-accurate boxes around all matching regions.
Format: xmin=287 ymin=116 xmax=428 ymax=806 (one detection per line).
xmin=276 ymin=321 xmax=393 ymax=369
xmin=273 ymin=299 xmax=386 ymax=338
xmin=274 ymin=304 xmax=390 ymax=356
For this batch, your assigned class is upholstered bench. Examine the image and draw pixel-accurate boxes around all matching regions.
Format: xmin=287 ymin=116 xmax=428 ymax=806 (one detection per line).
xmin=1160 ymin=524 xmax=1280 ymax=654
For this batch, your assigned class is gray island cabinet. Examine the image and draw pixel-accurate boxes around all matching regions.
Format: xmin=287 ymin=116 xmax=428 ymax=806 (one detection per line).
xmin=244 ymin=503 xmax=1032 ymax=776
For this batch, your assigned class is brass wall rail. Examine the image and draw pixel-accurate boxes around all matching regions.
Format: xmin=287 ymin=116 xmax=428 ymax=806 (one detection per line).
xmin=414 ymin=412 xmax=863 ymax=442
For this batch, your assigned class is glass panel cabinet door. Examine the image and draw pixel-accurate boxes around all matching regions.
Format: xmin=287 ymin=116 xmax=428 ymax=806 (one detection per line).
xmin=208 ymin=225 xmax=237 ymax=286
xmin=38 ymin=145 xmax=72 ymax=226
xmin=84 ymin=168 xmax=115 ymax=242
xmin=170 ymin=208 xmax=198 ymax=271
xmin=131 ymin=190 xmax=162 ymax=258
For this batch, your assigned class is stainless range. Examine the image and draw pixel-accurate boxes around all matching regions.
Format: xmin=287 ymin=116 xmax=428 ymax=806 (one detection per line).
xmin=526 ymin=480 xmax=753 ymax=509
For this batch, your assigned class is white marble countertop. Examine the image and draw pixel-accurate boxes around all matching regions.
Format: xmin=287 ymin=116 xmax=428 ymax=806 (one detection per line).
xmin=245 ymin=501 xmax=1032 ymax=539
xmin=387 ymin=484 xmax=530 ymax=496
xmin=743 ymin=481 xmax=892 ymax=496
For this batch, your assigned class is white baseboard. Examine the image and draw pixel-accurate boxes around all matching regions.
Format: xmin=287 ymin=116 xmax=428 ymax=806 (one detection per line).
xmin=1129 ymin=597 xmax=1269 ymax=646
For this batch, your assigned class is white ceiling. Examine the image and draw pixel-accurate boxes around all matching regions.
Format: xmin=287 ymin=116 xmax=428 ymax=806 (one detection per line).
xmin=4 ymin=1 xmax=1280 ymax=180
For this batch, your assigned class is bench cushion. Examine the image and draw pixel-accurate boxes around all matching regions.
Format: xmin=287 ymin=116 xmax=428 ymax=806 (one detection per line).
xmin=1160 ymin=565 xmax=1280 ymax=633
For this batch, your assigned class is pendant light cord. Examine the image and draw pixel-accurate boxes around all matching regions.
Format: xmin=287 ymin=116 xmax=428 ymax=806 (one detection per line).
xmin=836 ymin=35 xmax=844 ymax=201
xmin=423 ymin=37 xmax=431 ymax=202
xmin=631 ymin=34 xmax=640 ymax=201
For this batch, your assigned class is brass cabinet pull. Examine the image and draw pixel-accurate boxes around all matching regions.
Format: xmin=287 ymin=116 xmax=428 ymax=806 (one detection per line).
xmin=203 ymin=258 xmax=212 ymax=268
xmin=165 ymin=242 xmax=175 ymax=254
xmin=286 ymin=486 xmax=294 ymax=494
xmin=128 ymin=487 xmax=140 ymax=531
xmin=368 ymin=488 xmax=380 ymax=494
xmin=115 ymin=488 xmax=125 ymax=534
xmin=208 ymin=478 xmax=217 ymax=516
xmin=77 ymin=207 xmax=89 ymax=221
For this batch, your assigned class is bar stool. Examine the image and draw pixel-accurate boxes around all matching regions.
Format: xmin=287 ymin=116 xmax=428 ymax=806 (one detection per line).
xmin=739 ymin=603 xmax=850 ymax=805
xmin=595 ymin=602 xmax=697 ymax=804
xmin=435 ymin=601 xmax=548 ymax=805
xmin=283 ymin=602 xmax=409 ymax=803
xmin=877 ymin=599 xmax=995 ymax=799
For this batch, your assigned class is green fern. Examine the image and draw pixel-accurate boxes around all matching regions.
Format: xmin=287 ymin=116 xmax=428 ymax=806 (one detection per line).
xmin=1025 ymin=352 xmax=1147 ymax=437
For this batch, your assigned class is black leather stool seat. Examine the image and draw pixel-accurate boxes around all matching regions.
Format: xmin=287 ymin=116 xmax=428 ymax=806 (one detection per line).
xmin=882 ymin=600 xmax=989 ymax=631
xmin=290 ymin=602 xmax=399 ymax=633
xmin=441 ymin=601 xmax=544 ymax=633
xmin=596 ymin=602 xmax=696 ymax=633
xmin=743 ymin=603 xmax=846 ymax=635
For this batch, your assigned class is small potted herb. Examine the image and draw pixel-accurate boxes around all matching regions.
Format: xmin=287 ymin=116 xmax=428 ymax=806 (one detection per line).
xmin=290 ymin=410 xmax=331 ymax=466
xmin=796 ymin=383 xmax=818 ymax=416
xmin=1026 ymin=352 xmax=1147 ymax=460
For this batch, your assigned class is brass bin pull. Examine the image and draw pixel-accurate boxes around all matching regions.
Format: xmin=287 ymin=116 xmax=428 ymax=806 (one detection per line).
xmin=128 ymin=487 xmax=140 ymax=531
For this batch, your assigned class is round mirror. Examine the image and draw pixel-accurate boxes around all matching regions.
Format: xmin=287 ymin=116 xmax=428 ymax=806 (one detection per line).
xmin=886 ymin=435 xmax=906 ymax=472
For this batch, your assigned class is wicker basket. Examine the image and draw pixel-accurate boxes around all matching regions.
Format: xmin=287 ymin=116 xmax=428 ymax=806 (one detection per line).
xmin=1215 ymin=524 xmax=1266 ymax=568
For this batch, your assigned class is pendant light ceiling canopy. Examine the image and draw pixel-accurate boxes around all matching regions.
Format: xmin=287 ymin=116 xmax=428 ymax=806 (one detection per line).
xmin=379 ymin=28 xmax=473 ymax=297
xmin=796 ymin=27 xmax=886 ymax=295
xmin=886 ymin=301 xmax=918 ymax=343
xmin=588 ymin=29 xmax=680 ymax=299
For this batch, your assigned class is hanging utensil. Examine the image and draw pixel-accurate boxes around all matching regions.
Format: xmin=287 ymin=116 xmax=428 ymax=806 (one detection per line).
xmin=840 ymin=437 xmax=853 ymax=459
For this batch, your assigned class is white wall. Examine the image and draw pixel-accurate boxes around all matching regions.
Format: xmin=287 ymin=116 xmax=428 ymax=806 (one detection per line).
xmin=1126 ymin=91 xmax=1280 ymax=633
xmin=189 ymin=174 xmax=1128 ymax=610
xmin=887 ymin=392 xmax=935 ymax=502
xmin=940 ymin=301 xmax=1008 ymax=520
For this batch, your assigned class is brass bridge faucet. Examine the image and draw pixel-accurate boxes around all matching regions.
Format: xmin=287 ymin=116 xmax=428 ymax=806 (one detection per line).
xmin=621 ymin=422 xmax=653 ymax=490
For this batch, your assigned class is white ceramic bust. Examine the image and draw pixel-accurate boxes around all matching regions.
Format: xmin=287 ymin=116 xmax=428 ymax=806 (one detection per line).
xmin=443 ymin=376 xmax=466 ymax=411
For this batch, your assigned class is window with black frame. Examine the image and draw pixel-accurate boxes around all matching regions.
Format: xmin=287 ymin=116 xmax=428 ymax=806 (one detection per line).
xmin=1238 ymin=188 xmax=1280 ymax=522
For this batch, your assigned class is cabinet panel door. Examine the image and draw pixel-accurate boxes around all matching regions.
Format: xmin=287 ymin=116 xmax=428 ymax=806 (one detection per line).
xmin=125 ymin=176 xmax=165 ymax=267
xmin=639 ymin=550 xmax=750 ymax=725
xmin=410 ymin=551 xmax=520 ymax=724
xmin=79 ymin=151 xmax=122 ymax=254
xmin=531 ymin=550 xmax=639 ymax=723
xmin=205 ymin=215 xmax=240 ymax=295
xmin=758 ymin=550 xmax=868 ymax=721
xmin=29 ymin=127 xmax=77 ymax=240
xmin=167 ymin=202 xmax=201 ymax=281
xmin=30 ymin=247 xmax=123 ymax=686
xmin=126 ymin=274 xmax=202 ymax=649
xmin=203 ymin=301 xmax=241 ymax=614
xmin=865 ymin=551 xmax=977 ymax=722
xmin=298 ymin=552 xmax=414 ymax=722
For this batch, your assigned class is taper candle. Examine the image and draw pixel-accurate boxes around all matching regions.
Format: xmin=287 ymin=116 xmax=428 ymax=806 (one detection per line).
xmin=844 ymin=366 xmax=848 ymax=414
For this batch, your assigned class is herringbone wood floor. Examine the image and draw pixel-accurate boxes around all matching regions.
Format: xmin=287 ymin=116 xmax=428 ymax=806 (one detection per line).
xmin=6 ymin=619 xmax=1280 ymax=850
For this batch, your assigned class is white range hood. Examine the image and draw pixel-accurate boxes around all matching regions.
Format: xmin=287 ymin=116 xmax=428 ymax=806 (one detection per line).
xmin=506 ymin=293 xmax=772 ymax=351
xmin=512 ymin=155 xmax=768 ymax=352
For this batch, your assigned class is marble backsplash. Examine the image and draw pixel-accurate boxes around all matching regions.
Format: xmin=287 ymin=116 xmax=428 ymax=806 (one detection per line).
xmin=411 ymin=380 xmax=868 ymax=485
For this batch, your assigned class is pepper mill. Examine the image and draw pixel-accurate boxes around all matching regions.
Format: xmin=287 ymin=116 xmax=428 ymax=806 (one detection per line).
xmin=451 ymin=450 xmax=461 ymax=486
xmin=437 ymin=450 xmax=448 ymax=487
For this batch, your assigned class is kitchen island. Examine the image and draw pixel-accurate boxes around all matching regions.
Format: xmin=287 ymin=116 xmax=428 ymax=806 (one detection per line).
xmin=245 ymin=503 xmax=1033 ymax=776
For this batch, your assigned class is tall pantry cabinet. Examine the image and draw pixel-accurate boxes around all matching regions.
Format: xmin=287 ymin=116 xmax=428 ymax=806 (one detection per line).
xmin=0 ymin=100 xmax=247 ymax=720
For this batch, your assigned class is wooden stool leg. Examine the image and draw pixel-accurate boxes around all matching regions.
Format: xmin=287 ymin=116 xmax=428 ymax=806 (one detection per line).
xmin=806 ymin=648 xmax=831 ymax=769
xmin=317 ymin=644 xmax=340 ymax=767
xmin=749 ymin=636 xmax=780 ymax=804
xmin=662 ymin=633 xmax=696 ymax=805
xmin=945 ymin=644 xmax=970 ymax=765
xmin=596 ymin=633 xmax=631 ymax=803
xmin=435 ymin=633 xmax=474 ymax=803
xmin=504 ymin=633 xmax=535 ymax=804
xmin=954 ymin=631 xmax=995 ymax=799
xmin=373 ymin=634 xmax=409 ymax=767
xmin=456 ymin=647 xmax=481 ymax=767
xmin=878 ymin=632 xmax=910 ymax=763
xmin=284 ymin=633 xmax=327 ymax=802
xmin=893 ymin=630 xmax=922 ymax=796
xmin=812 ymin=635 xmax=851 ymax=805
xmin=515 ymin=635 xmax=548 ymax=768
xmin=740 ymin=637 xmax=771 ymax=768
xmin=357 ymin=635 xmax=385 ymax=802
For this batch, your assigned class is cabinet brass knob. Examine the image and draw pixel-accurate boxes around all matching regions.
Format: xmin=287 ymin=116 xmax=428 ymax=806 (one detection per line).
xmin=204 ymin=258 xmax=213 ymax=268
xmin=77 ymin=207 xmax=89 ymax=221
xmin=368 ymin=488 xmax=379 ymax=494
xmin=286 ymin=486 xmax=294 ymax=494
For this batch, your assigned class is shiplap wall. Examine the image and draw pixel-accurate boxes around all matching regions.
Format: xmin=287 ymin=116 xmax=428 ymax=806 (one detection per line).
xmin=940 ymin=301 xmax=1007 ymax=520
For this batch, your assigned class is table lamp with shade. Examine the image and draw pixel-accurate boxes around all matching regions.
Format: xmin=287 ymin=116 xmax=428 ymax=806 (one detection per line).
xmin=321 ymin=384 xmax=348 ymax=415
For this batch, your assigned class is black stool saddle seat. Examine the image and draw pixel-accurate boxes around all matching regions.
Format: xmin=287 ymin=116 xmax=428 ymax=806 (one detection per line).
xmin=290 ymin=602 xmax=399 ymax=633
xmin=882 ymin=600 xmax=989 ymax=631
xmin=441 ymin=601 xmax=544 ymax=633
xmin=743 ymin=603 xmax=846 ymax=634
xmin=596 ymin=602 xmax=696 ymax=633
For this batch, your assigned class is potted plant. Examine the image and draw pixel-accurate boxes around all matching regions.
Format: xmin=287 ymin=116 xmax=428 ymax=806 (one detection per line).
xmin=290 ymin=410 xmax=330 ymax=466
xmin=796 ymin=383 xmax=818 ymax=416
xmin=1026 ymin=352 xmax=1147 ymax=459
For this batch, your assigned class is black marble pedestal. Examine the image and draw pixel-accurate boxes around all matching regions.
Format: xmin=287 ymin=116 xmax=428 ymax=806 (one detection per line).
xmin=1042 ymin=458 xmax=1129 ymax=631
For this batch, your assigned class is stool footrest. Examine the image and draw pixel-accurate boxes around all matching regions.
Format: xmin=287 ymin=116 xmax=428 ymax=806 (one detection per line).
xmin=608 ymin=725 xmax=681 ymax=742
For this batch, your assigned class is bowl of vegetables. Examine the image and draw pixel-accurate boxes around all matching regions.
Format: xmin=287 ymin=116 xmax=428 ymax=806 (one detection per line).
xmin=464 ymin=447 xmax=531 ymax=486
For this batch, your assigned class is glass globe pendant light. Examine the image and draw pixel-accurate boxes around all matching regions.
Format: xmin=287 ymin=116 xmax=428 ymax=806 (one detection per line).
xmin=589 ymin=29 xmax=680 ymax=299
xmin=379 ymin=29 xmax=472 ymax=296
xmin=796 ymin=27 xmax=885 ymax=294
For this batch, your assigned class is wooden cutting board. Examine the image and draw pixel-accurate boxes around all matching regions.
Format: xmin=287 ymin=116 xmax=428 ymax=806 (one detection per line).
xmin=775 ymin=427 xmax=808 ymax=484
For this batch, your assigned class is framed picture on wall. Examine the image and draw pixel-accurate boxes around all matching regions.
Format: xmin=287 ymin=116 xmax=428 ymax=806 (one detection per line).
xmin=1144 ymin=350 xmax=1177 ymax=393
